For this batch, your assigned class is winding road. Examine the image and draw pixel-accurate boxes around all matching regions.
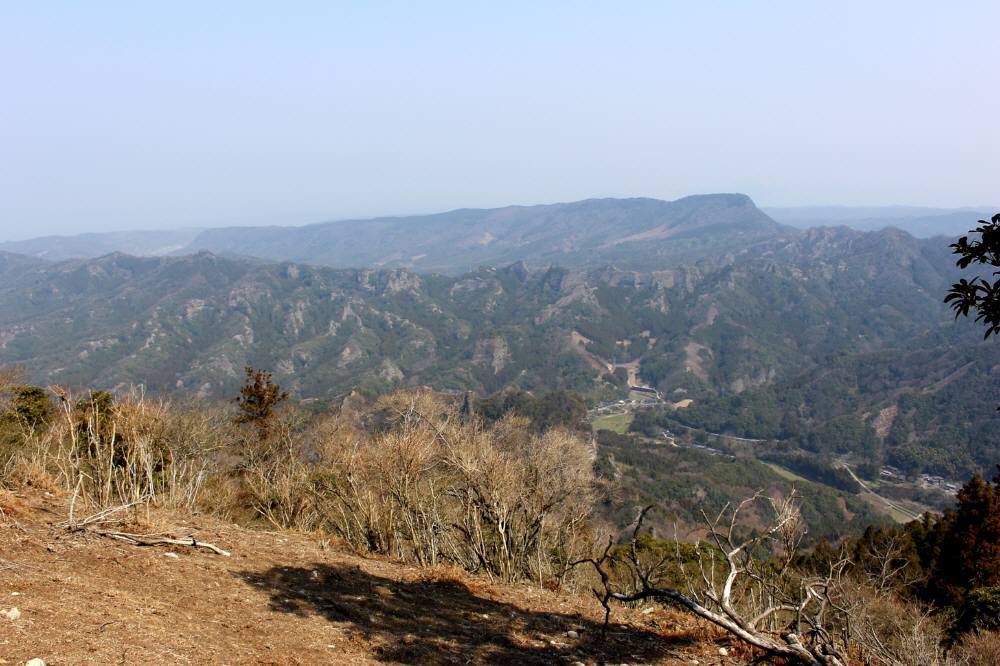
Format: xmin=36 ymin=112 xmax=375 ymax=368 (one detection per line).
xmin=839 ymin=464 xmax=922 ymax=522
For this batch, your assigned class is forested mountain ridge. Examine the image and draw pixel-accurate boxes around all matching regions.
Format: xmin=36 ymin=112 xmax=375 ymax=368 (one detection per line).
xmin=633 ymin=226 xmax=960 ymax=392
xmin=627 ymin=227 xmax=999 ymax=478
xmin=0 ymin=250 xmax=701 ymax=398
xmin=0 ymin=222 xmax=993 ymax=477
xmin=0 ymin=250 xmax=48 ymax=279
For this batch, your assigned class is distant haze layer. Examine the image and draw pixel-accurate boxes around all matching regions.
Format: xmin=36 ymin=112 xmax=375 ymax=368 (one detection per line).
xmin=1 ymin=3 xmax=998 ymax=238
xmin=764 ymin=206 xmax=996 ymax=238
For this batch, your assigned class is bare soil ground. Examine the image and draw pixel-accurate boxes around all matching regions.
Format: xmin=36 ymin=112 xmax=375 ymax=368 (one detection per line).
xmin=0 ymin=490 xmax=741 ymax=665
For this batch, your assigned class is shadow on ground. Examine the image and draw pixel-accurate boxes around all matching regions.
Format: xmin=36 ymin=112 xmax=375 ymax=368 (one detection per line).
xmin=237 ymin=562 xmax=693 ymax=664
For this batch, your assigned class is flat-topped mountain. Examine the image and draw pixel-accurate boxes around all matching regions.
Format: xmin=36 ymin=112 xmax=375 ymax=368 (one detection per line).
xmin=183 ymin=193 xmax=782 ymax=273
xmin=1 ymin=194 xmax=783 ymax=272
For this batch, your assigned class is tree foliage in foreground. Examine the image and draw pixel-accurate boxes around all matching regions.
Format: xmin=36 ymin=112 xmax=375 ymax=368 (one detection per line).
xmin=946 ymin=213 xmax=1000 ymax=338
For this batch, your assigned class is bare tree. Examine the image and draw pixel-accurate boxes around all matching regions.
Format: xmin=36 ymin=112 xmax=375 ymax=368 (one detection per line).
xmin=312 ymin=390 xmax=596 ymax=584
xmin=575 ymin=494 xmax=850 ymax=666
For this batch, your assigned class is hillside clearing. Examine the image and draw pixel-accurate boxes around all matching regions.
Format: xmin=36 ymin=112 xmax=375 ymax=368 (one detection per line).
xmin=591 ymin=412 xmax=633 ymax=433
xmin=763 ymin=462 xmax=811 ymax=484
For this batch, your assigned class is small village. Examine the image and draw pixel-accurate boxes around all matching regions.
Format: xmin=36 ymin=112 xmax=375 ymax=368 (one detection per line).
xmin=880 ymin=465 xmax=963 ymax=496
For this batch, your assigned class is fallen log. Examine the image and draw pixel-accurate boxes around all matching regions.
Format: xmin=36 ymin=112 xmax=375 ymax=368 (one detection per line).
xmin=93 ymin=530 xmax=231 ymax=557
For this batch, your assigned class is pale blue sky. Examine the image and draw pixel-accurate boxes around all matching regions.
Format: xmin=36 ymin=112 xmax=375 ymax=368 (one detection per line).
xmin=1 ymin=2 xmax=997 ymax=240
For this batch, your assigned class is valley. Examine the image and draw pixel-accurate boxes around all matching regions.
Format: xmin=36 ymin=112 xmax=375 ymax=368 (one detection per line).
xmin=1 ymin=197 xmax=995 ymax=485
xmin=590 ymin=400 xmax=947 ymax=527
xmin=1 ymin=198 xmax=995 ymax=665
xmin=6 ymin=4 xmax=999 ymax=660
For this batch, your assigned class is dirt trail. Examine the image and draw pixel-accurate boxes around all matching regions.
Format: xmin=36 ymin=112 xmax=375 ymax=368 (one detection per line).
xmin=0 ymin=490 xmax=729 ymax=665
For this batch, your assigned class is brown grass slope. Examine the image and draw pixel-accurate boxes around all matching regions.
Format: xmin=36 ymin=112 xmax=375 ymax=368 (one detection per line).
xmin=0 ymin=490 xmax=737 ymax=666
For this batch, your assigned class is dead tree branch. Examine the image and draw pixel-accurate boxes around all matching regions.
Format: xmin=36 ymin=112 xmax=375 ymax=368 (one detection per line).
xmin=573 ymin=498 xmax=849 ymax=666
xmin=92 ymin=530 xmax=231 ymax=556
xmin=61 ymin=498 xmax=231 ymax=556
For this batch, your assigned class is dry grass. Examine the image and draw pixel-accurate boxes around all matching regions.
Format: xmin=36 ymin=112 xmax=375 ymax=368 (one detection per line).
xmin=1 ymin=387 xmax=597 ymax=589
xmin=1 ymin=388 xmax=222 ymax=515
xmin=0 ymin=487 xmax=28 ymax=522
xmin=0 ymin=489 xmax=713 ymax=666
xmin=951 ymin=630 xmax=1000 ymax=666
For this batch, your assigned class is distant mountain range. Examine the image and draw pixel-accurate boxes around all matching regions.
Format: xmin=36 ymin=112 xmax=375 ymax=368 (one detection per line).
xmin=0 ymin=229 xmax=204 ymax=261
xmin=181 ymin=194 xmax=782 ymax=273
xmin=2 ymin=196 xmax=992 ymax=268
xmin=1 ymin=211 xmax=995 ymax=477
xmin=0 ymin=194 xmax=780 ymax=271
xmin=764 ymin=205 xmax=994 ymax=238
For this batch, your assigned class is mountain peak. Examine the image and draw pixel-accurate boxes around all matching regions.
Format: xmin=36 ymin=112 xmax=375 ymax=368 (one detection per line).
xmin=1 ymin=194 xmax=782 ymax=274
xmin=179 ymin=194 xmax=782 ymax=274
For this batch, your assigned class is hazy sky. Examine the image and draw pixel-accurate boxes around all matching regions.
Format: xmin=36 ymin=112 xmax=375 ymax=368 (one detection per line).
xmin=1 ymin=2 xmax=998 ymax=241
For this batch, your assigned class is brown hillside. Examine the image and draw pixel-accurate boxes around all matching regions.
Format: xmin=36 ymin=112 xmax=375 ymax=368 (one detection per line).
xmin=0 ymin=490 xmax=738 ymax=665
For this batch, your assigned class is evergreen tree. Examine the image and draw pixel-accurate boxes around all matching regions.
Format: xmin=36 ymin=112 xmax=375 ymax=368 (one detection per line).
xmin=234 ymin=367 xmax=288 ymax=439
xmin=926 ymin=467 xmax=1000 ymax=606
xmin=2 ymin=385 xmax=53 ymax=429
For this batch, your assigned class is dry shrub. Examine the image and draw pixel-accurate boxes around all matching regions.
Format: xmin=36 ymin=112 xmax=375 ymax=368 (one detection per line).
xmin=0 ymin=367 xmax=22 ymax=410
xmin=24 ymin=389 xmax=221 ymax=511
xmin=446 ymin=420 xmax=596 ymax=584
xmin=4 ymin=382 xmax=596 ymax=588
xmin=577 ymin=493 xmax=962 ymax=666
xmin=842 ymin=583 xmax=950 ymax=666
xmin=294 ymin=390 xmax=598 ymax=585
xmin=2 ymin=399 xmax=61 ymax=493
xmin=950 ymin=630 xmax=1000 ymax=666
xmin=0 ymin=367 xmax=25 ymax=483
xmin=196 ymin=473 xmax=246 ymax=521
xmin=5 ymin=457 xmax=58 ymax=492
xmin=231 ymin=409 xmax=347 ymax=531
